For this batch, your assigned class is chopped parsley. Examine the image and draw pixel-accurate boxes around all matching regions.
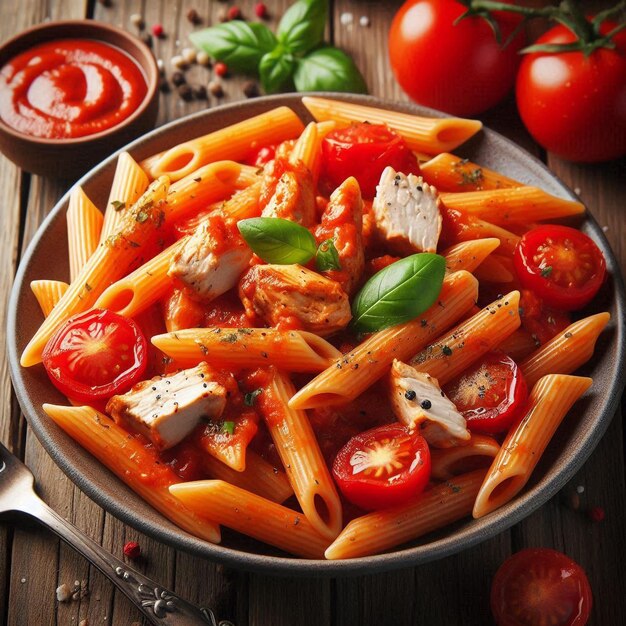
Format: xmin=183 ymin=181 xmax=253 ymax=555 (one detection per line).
xmin=541 ymin=266 xmax=553 ymax=278
xmin=244 ymin=388 xmax=263 ymax=406
xmin=110 ymin=200 xmax=126 ymax=211
xmin=222 ymin=421 xmax=235 ymax=435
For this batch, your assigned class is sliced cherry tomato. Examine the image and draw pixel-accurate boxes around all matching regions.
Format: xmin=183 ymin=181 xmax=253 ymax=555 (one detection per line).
xmin=491 ymin=548 xmax=593 ymax=626
xmin=332 ymin=423 xmax=430 ymax=510
xmin=321 ymin=123 xmax=420 ymax=199
xmin=514 ymin=226 xmax=606 ymax=311
xmin=42 ymin=308 xmax=147 ymax=405
xmin=246 ymin=143 xmax=276 ymax=168
xmin=519 ymin=289 xmax=571 ymax=346
xmin=444 ymin=352 xmax=527 ymax=434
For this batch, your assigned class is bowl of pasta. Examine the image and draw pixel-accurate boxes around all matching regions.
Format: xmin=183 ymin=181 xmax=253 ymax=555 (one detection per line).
xmin=7 ymin=93 xmax=625 ymax=575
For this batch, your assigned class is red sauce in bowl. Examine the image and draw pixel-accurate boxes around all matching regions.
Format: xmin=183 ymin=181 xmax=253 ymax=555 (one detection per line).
xmin=0 ymin=38 xmax=148 ymax=139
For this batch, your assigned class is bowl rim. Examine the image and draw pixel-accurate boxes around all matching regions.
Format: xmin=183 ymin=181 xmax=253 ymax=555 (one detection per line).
xmin=0 ymin=19 xmax=159 ymax=145
xmin=7 ymin=93 xmax=626 ymax=576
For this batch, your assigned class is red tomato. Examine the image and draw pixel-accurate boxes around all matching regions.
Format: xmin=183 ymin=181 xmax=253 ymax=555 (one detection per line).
xmin=491 ymin=548 xmax=593 ymax=626
xmin=514 ymin=226 xmax=606 ymax=311
xmin=516 ymin=21 xmax=626 ymax=162
xmin=42 ymin=309 xmax=147 ymax=405
xmin=332 ymin=423 xmax=430 ymax=510
xmin=389 ymin=0 xmax=524 ymax=116
xmin=246 ymin=143 xmax=276 ymax=168
xmin=321 ymin=123 xmax=420 ymax=199
xmin=444 ymin=352 xmax=528 ymax=434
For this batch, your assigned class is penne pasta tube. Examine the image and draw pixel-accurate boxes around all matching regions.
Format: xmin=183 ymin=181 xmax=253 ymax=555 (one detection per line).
xmin=442 ymin=238 xmax=500 ymax=274
xmin=440 ymin=187 xmax=585 ymax=224
xmin=220 ymin=180 xmax=262 ymax=221
xmin=100 ymin=152 xmax=150 ymax=242
xmin=169 ymin=480 xmax=329 ymax=558
xmin=94 ymin=238 xmax=187 ymax=318
xmin=302 ymin=96 xmax=483 ymax=154
xmin=152 ymin=328 xmax=342 ymax=373
xmin=430 ymin=434 xmax=500 ymax=481
xmin=520 ymin=313 xmax=610 ymax=388
xmin=258 ymin=370 xmax=342 ymax=541
xmin=289 ymin=120 xmax=336 ymax=183
xmin=325 ymin=469 xmax=486 ymax=559
xmin=43 ymin=404 xmax=221 ymax=543
xmin=498 ymin=328 xmax=540 ymax=361
xmin=420 ymin=153 xmax=521 ymax=192
xmin=30 ymin=280 xmax=68 ymax=317
xmin=141 ymin=107 xmax=305 ymax=181
xmin=66 ymin=186 xmax=104 ymax=282
xmin=409 ymin=291 xmax=521 ymax=386
xmin=21 ymin=177 xmax=170 ymax=367
xmin=473 ymin=374 xmax=592 ymax=518
xmin=200 ymin=449 xmax=293 ymax=504
xmin=290 ymin=270 xmax=479 ymax=410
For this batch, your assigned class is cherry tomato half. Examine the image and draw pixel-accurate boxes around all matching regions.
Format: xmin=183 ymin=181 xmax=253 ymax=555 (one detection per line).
xmin=444 ymin=352 xmax=528 ymax=434
xmin=321 ymin=123 xmax=420 ymax=199
xmin=42 ymin=308 xmax=148 ymax=405
xmin=332 ymin=423 xmax=430 ymax=510
xmin=491 ymin=548 xmax=593 ymax=626
xmin=389 ymin=0 xmax=524 ymax=116
xmin=514 ymin=226 xmax=606 ymax=311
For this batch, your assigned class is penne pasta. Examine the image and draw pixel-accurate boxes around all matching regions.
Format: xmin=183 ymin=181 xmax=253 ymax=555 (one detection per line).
xmin=289 ymin=270 xmax=478 ymax=410
xmin=409 ymin=291 xmax=521 ymax=386
xmin=30 ymin=279 xmax=68 ymax=317
xmin=94 ymin=238 xmax=187 ymax=318
xmin=66 ymin=186 xmax=103 ymax=282
xmin=325 ymin=469 xmax=486 ymax=559
xmin=170 ymin=480 xmax=329 ymax=558
xmin=100 ymin=152 xmax=150 ymax=242
xmin=440 ymin=187 xmax=585 ymax=225
xmin=520 ymin=313 xmax=610 ymax=388
xmin=430 ymin=434 xmax=500 ymax=481
xmin=220 ymin=180 xmax=262 ymax=221
xmin=43 ymin=404 xmax=221 ymax=543
xmin=498 ymin=328 xmax=540 ymax=361
xmin=420 ymin=153 xmax=521 ymax=192
xmin=21 ymin=177 xmax=170 ymax=367
xmin=258 ymin=369 xmax=342 ymax=541
xmin=141 ymin=107 xmax=305 ymax=181
xmin=302 ymin=96 xmax=483 ymax=154
xmin=442 ymin=238 xmax=500 ymax=274
xmin=152 ymin=328 xmax=342 ymax=373
xmin=473 ymin=374 xmax=592 ymax=518
xmin=289 ymin=120 xmax=336 ymax=183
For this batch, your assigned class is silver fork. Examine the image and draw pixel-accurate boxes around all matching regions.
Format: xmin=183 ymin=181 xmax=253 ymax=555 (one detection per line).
xmin=0 ymin=439 xmax=233 ymax=626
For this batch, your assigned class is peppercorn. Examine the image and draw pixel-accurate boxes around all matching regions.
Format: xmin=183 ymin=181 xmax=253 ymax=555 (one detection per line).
xmin=152 ymin=23 xmax=164 ymax=38
xmin=159 ymin=79 xmax=170 ymax=93
xmin=194 ymin=85 xmax=208 ymax=100
xmin=243 ymin=80 xmax=259 ymax=98
xmin=420 ymin=399 xmax=432 ymax=410
xmin=140 ymin=33 xmax=153 ymax=49
xmin=130 ymin=13 xmax=145 ymax=29
xmin=217 ymin=8 xmax=229 ymax=23
xmin=196 ymin=51 xmax=212 ymax=67
xmin=171 ymin=55 xmax=188 ymax=70
xmin=171 ymin=71 xmax=186 ymax=86
xmin=123 ymin=541 xmax=141 ymax=559
xmin=227 ymin=6 xmax=242 ymax=20
xmin=177 ymin=84 xmax=193 ymax=101
xmin=208 ymin=80 xmax=224 ymax=97
xmin=588 ymin=506 xmax=605 ymax=523
xmin=255 ymin=2 xmax=269 ymax=18
xmin=97 ymin=0 xmax=112 ymax=6
xmin=214 ymin=62 xmax=228 ymax=77
xmin=404 ymin=390 xmax=416 ymax=401
xmin=186 ymin=8 xmax=202 ymax=24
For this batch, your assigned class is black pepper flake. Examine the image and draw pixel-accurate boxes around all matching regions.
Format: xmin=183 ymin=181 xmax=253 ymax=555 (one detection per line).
xmin=420 ymin=399 xmax=432 ymax=410
xmin=442 ymin=345 xmax=452 ymax=356
xmin=564 ymin=331 xmax=573 ymax=338
xmin=171 ymin=71 xmax=186 ymax=86
xmin=420 ymin=319 xmax=428 ymax=327
xmin=177 ymin=84 xmax=193 ymax=101
xmin=243 ymin=81 xmax=259 ymax=98
xmin=404 ymin=390 xmax=416 ymax=401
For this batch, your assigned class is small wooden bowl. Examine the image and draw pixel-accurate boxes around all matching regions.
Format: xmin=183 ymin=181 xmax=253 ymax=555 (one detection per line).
xmin=0 ymin=20 xmax=159 ymax=179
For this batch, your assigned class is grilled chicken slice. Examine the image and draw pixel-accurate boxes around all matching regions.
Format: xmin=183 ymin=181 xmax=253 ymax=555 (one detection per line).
xmin=372 ymin=166 xmax=442 ymax=255
xmin=389 ymin=360 xmax=470 ymax=448
xmin=168 ymin=214 xmax=251 ymax=301
xmin=106 ymin=363 xmax=227 ymax=451
xmin=260 ymin=157 xmax=316 ymax=226
xmin=315 ymin=176 xmax=365 ymax=295
xmin=239 ymin=264 xmax=351 ymax=336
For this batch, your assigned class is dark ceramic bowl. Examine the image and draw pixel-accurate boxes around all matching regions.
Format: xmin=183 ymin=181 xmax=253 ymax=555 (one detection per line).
xmin=7 ymin=94 xmax=626 ymax=576
xmin=0 ymin=20 xmax=159 ymax=178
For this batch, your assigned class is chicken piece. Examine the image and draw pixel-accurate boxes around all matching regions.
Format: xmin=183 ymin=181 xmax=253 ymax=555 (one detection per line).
xmin=106 ymin=363 xmax=227 ymax=451
xmin=168 ymin=214 xmax=251 ymax=301
xmin=372 ymin=166 xmax=442 ymax=255
xmin=315 ymin=176 xmax=365 ymax=295
xmin=239 ymin=264 xmax=351 ymax=336
xmin=389 ymin=360 xmax=470 ymax=448
xmin=260 ymin=157 xmax=316 ymax=226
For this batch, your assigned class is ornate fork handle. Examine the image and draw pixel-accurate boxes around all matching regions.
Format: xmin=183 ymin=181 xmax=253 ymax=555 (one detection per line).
xmin=22 ymin=497 xmax=233 ymax=626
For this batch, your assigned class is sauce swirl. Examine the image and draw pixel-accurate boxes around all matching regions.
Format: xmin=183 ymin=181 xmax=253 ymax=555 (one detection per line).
xmin=0 ymin=39 xmax=147 ymax=139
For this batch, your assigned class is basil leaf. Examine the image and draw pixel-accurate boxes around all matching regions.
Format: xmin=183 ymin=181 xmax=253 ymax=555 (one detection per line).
xmin=259 ymin=48 xmax=296 ymax=94
xmin=238 ymin=217 xmax=317 ymax=264
xmin=315 ymin=239 xmax=341 ymax=271
xmin=277 ymin=0 xmax=327 ymax=55
xmin=293 ymin=46 xmax=367 ymax=93
xmin=189 ymin=22 xmax=277 ymax=73
xmin=351 ymin=253 xmax=446 ymax=333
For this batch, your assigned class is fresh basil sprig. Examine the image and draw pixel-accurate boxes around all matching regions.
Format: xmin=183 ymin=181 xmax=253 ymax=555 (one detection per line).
xmin=238 ymin=217 xmax=317 ymax=264
xmin=190 ymin=0 xmax=366 ymax=95
xmin=351 ymin=254 xmax=446 ymax=333
xmin=316 ymin=238 xmax=341 ymax=271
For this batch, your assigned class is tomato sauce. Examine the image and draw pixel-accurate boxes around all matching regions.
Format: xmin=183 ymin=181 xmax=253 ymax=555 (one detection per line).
xmin=0 ymin=39 xmax=147 ymax=139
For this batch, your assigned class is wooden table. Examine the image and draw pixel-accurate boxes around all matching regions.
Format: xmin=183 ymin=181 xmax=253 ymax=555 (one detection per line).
xmin=1 ymin=1 xmax=624 ymax=624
